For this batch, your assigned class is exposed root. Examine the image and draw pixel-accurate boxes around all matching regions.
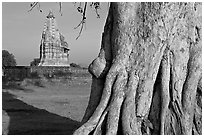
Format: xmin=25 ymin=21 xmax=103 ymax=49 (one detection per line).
xmin=93 ymin=108 xmax=108 ymax=135
xmin=106 ymin=69 xmax=127 ymax=134
xmin=160 ymin=50 xmax=170 ymax=135
xmin=122 ymin=71 xmax=140 ymax=134
xmin=197 ymin=76 xmax=202 ymax=92
xmin=74 ymin=63 xmax=125 ymax=135
xmin=181 ymin=53 xmax=201 ymax=134
xmin=78 ymin=3 xmax=113 ymax=131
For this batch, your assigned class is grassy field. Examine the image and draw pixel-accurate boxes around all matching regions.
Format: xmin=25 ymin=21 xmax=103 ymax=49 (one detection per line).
xmin=2 ymin=76 xmax=92 ymax=135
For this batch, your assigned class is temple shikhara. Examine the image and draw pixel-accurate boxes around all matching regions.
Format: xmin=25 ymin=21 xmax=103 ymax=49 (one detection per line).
xmin=38 ymin=11 xmax=70 ymax=66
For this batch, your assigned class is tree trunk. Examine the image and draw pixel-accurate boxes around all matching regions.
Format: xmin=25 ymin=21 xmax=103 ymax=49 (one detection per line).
xmin=73 ymin=2 xmax=202 ymax=135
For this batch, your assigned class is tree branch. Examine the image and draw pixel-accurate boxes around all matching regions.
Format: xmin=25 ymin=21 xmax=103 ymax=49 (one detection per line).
xmin=28 ymin=2 xmax=100 ymax=39
xmin=28 ymin=2 xmax=38 ymax=12
xmin=74 ymin=2 xmax=87 ymax=40
xmin=28 ymin=2 xmax=42 ymax=12
xmin=59 ymin=2 xmax=62 ymax=16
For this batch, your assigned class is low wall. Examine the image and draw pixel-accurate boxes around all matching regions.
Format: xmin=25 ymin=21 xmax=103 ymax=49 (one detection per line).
xmin=3 ymin=66 xmax=91 ymax=81
xmin=30 ymin=66 xmax=71 ymax=74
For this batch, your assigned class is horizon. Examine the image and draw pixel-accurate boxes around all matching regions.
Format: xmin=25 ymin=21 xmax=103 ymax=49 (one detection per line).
xmin=2 ymin=2 xmax=109 ymax=67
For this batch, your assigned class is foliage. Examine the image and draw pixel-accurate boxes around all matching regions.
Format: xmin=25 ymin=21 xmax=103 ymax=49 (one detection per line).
xmin=30 ymin=58 xmax=40 ymax=66
xmin=2 ymin=50 xmax=17 ymax=68
xmin=70 ymin=63 xmax=81 ymax=68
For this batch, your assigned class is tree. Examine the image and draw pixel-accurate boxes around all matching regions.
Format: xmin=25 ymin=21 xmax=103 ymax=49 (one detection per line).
xmin=30 ymin=58 xmax=40 ymax=66
xmin=73 ymin=2 xmax=202 ymax=135
xmin=29 ymin=2 xmax=202 ymax=135
xmin=2 ymin=50 xmax=17 ymax=67
xmin=70 ymin=63 xmax=81 ymax=68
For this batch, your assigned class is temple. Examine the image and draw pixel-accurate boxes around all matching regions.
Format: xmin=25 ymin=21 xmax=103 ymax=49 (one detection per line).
xmin=38 ymin=10 xmax=70 ymax=66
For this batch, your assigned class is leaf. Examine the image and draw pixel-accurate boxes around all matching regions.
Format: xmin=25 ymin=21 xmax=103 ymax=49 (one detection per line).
xmin=77 ymin=7 xmax=83 ymax=13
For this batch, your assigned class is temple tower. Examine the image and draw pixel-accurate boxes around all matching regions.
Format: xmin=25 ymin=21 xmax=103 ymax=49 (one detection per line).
xmin=38 ymin=10 xmax=70 ymax=66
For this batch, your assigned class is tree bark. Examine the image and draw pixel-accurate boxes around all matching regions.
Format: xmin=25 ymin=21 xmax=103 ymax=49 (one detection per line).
xmin=73 ymin=2 xmax=202 ymax=135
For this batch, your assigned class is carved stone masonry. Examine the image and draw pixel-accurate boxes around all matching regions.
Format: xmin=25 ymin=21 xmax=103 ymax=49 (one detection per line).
xmin=38 ymin=10 xmax=70 ymax=66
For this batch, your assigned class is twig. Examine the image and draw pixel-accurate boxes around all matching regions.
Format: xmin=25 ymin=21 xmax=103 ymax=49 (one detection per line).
xmin=37 ymin=3 xmax=42 ymax=12
xmin=59 ymin=2 xmax=62 ymax=16
xmin=28 ymin=2 xmax=38 ymax=12
xmin=90 ymin=2 xmax=100 ymax=18
xmin=75 ymin=2 xmax=87 ymax=40
xmin=76 ymin=21 xmax=85 ymax=40
xmin=95 ymin=8 xmax=100 ymax=18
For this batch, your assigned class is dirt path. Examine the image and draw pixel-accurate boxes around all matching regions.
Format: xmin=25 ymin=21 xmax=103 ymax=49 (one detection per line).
xmin=2 ymin=78 xmax=92 ymax=135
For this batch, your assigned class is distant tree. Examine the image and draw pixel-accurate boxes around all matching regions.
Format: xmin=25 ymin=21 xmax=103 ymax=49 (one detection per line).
xmin=70 ymin=63 xmax=81 ymax=68
xmin=30 ymin=58 xmax=40 ymax=66
xmin=2 ymin=50 xmax=17 ymax=68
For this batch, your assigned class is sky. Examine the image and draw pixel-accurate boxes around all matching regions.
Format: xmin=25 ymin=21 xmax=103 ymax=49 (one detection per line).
xmin=2 ymin=2 xmax=109 ymax=66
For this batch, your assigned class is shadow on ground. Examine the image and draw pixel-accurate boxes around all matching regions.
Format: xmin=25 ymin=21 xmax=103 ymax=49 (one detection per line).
xmin=2 ymin=92 xmax=80 ymax=135
xmin=2 ymin=77 xmax=45 ymax=93
xmin=2 ymin=82 xmax=34 ymax=93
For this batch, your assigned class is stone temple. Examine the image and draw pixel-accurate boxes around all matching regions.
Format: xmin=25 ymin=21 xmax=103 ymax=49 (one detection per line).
xmin=38 ymin=11 xmax=70 ymax=66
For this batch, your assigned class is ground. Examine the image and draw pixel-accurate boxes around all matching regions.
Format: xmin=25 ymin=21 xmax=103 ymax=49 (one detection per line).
xmin=2 ymin=76 xmax=92 ymax=135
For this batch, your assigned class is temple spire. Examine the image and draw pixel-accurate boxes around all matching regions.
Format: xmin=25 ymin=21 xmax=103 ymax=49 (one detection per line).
xmin=47 ymin=9 xmax=55 ymax=18
xmin=38 ymin=11 xmax=70 ymax=66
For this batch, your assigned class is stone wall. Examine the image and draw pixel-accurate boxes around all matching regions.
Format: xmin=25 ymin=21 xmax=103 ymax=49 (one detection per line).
xmin=3 ymin=66 xmax=91 ymax=81
xmin=38 ymin=11 xmax=70 ymax=66
xmin=30 ymin=66 xmax=70 ymax=75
